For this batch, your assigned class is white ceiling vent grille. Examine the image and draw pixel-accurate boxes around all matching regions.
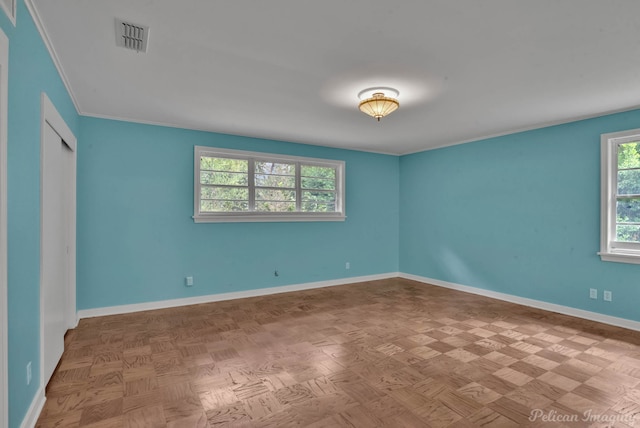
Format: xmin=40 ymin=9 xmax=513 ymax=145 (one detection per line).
xmin=115 ymin=19 xmax=149 ymax=53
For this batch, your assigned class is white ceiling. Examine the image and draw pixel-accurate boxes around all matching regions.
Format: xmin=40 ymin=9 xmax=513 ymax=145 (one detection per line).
xmin=29 ymin=1 xmax=640 ymax=155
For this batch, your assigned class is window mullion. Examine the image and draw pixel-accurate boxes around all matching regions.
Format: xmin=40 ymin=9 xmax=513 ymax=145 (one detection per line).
xmin=336 ymin=166 xmax=343 ymax=213
xmin=616 ymin=194 xmax=640 ymax=199
xmin=248 ymin=158 xmax=255 ymax=212
xmin=201 ymin=184 xmax=248 ymax=190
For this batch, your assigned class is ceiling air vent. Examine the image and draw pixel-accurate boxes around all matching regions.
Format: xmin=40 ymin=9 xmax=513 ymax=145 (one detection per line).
xmin=115 ymin=19 xmax=149 ymax=53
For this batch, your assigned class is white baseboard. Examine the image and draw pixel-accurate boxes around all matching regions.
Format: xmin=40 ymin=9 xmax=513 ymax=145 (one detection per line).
xmin=20 ymin=386 xmax=45 ymax=428
xmin=78 ymin=272 xmax=400 ymax=319
xmin=76 ymin=271 xmax=640 ymax=332
xmin=400 ymin=273 xmax=640 ymax=332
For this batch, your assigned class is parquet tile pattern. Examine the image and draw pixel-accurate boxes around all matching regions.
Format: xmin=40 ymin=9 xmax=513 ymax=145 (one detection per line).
xmin=36 ymin=278 xmax=640 ymax=427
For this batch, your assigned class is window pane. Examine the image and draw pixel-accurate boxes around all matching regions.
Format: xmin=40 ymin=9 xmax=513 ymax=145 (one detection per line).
xmin=201 ymin=186 xmax=248 ymax=200
xmin=618 ymin=142 xmax=640 ymax=169
xmin=301 ymin=177 xmax=335 ymax=190
xmin=254 ymin=174 xmax=295 ymax=188
xmin=301 ymin=165 xmax=335 ymax=180
xmin=616 ymin=224 xmax=640 ymax=243
xmin=201 ymin=200 xmax=249 ymax=212
xmin=617 ymin=198 xmax=640 ymax=223
xmin=255 ymin=201 xmax=295 ymax=212
xmin=255 ymin=161 xmax=295 ymax=175
xmin=302 ymin=201 xmax=336 ymax=212
xmin=302 ymin=190 xmax=336 ymax=203
xmin=302 ymin=191 xmax=336 ymax=212
xmin=201 ymin=156 xmax=247 ymax=172
xmin=618 ymin=169 xmax=640 ymax=195
xmin=201 ymin=171 xmax=248 ymax=186
xmin=256 ymin=189 xmax=296 ymax=202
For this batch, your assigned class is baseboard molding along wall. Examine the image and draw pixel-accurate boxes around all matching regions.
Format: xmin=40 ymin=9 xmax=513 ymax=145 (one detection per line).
xmin=76 ymin=271 xmax=640 ymax=332
xmin=20 ymin=386 xmax=44 ymax=428
xmin=399 ymin=273 xmax=640 ymax=332
xmin=77 ymin=272 xmax=400 ymax=319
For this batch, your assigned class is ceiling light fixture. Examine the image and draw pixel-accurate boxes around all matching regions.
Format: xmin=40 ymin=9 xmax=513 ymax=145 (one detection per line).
xmin=358 ymin=87 xmax=400 ymax=121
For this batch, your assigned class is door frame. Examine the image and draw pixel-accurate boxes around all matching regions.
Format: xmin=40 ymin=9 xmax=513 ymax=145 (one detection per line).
xmin=0 ymin=25 xmax=8 ymax=428
xmin=39 ymin=93 xmax=76 ymax=391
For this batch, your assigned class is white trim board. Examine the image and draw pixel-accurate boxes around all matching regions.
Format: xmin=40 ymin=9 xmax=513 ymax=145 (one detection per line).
xmin=78 ymin=271 xmax=640 ymax=332
xmin=19 ymin=387 xmax=44 ymax=428
xmin=399 ymin=273 xmax=640 ymax=332
xmin=78 ymin=272 xmax=400 ymax=319
xmin=78 ymin=272 xmax=640 ymax=333
xmin=42 ymin=93 xmax=76 ymax=151
xmin=0 ymin=25 xmax=7 ymax=428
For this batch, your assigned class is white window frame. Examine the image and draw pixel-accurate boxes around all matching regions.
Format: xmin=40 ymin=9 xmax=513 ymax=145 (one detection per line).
xmin=599 ymin=128 xmax=640 ymax=264
xmin=193 ymin=146 xmax=345 ymax=223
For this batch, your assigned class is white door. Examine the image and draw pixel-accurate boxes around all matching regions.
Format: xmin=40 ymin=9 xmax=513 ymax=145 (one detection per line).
xmin=41 ymin=123 xmax=72 ymax=385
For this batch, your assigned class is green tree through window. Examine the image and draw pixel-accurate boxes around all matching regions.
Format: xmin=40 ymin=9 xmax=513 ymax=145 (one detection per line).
xmin=194 ymin=147 xmax=345 ymax=223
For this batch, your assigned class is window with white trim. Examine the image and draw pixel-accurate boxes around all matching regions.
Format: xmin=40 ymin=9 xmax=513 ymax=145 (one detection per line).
xmin=600 ymin=128 xmax=640 ymax=264
xmin=194 ymin=146 xmax=345 ymax=223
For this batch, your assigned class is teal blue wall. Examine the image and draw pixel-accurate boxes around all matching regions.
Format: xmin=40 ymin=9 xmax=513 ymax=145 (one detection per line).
xmin=400 ymin=110 xmax=640 ymax=322
xmin=77 ymin=117 xmax=400 ymax=310
xmin=3 ymin=2 xmax=80 ymax=427
xmin=7 ymin=0 xmax=640 ymax=424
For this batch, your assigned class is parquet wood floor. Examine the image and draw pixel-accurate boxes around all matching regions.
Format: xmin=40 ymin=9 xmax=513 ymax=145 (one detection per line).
xmin=36 ymin=278 xmax=640 ymax=427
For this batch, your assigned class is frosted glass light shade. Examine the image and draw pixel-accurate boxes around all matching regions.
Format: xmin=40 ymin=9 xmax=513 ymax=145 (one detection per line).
xmin=358 ymin=92 xmax=399 ymax=121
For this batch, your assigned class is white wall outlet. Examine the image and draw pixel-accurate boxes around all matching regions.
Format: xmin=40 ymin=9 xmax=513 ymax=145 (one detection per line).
xmin=604 ymin=290 xmax=612 ymax=302
xmin=589 ymin=288 xmax=597 ymax=299
xmin=185 ymin=276 xmax=193 ymax=287
xmin=26 ymin=361 xmax=32 ymax=385
xmin=345 ymin=262 xmax=350 ymax=269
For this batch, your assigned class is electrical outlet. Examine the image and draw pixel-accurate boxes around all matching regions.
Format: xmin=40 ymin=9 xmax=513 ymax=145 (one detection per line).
xmin=589 ymin=288 xmax=597 ymax=299
xmin=26 ymin=361 xmax=31 ymax=385
xmin=604 ymin=290 xmax=612 ymax=302
xmin=345 ymin=262 xmax=350 ymax=270
xmin=185 ymin=276 xmax=193 ymax=287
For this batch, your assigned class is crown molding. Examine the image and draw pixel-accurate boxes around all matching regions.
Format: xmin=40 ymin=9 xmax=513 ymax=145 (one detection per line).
xmin=24 ymin=0 xmax=81 ymax=114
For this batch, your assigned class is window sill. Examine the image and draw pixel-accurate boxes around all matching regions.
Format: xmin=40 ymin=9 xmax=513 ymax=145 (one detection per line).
xmin=193 ymin=213 xmax=346 ymax=223
xmin=598 ymin=251 xmax=640 ymax=265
